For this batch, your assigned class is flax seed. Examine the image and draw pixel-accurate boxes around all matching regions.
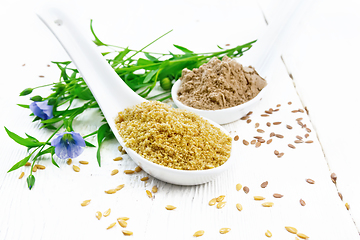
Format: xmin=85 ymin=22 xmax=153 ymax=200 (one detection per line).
xmin=122 ymin=230 xmax=133 ymax=236
xmin=296 ymin=118 xmax=303 ymax=121
xmin=265 ymin=110 xmax=272 ymax=114
xmin=273 ymin=122 xmax=281 ymax=125
xmin=288 ymin=144 xmax=295 ymax=149
xmin=25 ymin=162 xmax=31 ymax=166
xmin=255 ymin=123 xmax=260 ymax=128
xmin=299 ymin=109 xmax=305 ymax=113
xmin=219 ymin=228 xmax=231 ymax=234
xmin=306 ymin=128 xmax=311 ymax=133
xmin=135 ymin=166 xmax=142 ymax=172
xmin=339 ymin=192 xmax=343 ymax=200
xmin=270 ymin=132 xmax=275 ymax=137
xmin=216 ymin=195 xmax=225 ymax=202
xmin=116 ymin=184 xmax=125 ymax=191
xmin=306 ymin=178 xmax=315 ymax=184
xmin=95 ymin=211 xmax=102 ymax=220
xmin=286 ymin=125 xmax=293 ymax=130
xmin=236 ymin=203 xmax=243 ymax=211
xmin=254 ymin=136 xmax=263 ymax=139
xmin=81 ymin=199 xmax=91 ymax=207
xmin=346 ymin=203 xmax=350 ymax=210
xmin=193 ymin=230 xmax=205 ymax=237
xmin=107 ymin=222 xmax=116 ymax=230
xmin=141 ymin=177 xmax=149 ymax=181
xmin=274 ymin=150 xmax=279 ymax=155
xmin=243 ymin=186 xmax=249 ymax=194
xmin=165 ymin=205 xmax=176 ymax=210
xmin=118 ymin=217 xmax=130 ymax=221
xmin=267 ymin=139 xmax=272 ymax=144
xmin=261 ymin=181 xmax=268 ymax=188
xmin=105 ymin=189 xmax=117 ymax=194
xmin=262 ymin=202 xmax=274 ymax=207
xmin=266 ymin=122 xmax=271 ymax=127
xmin=261 ymin=114 xmax=269 ymax=117
xmin=236 ymin=183 xmax=242 ymax=191
xmin=103 ymin=208 xmax=111 ymax=217
xmin=124 ymin=170 xmax=135 ymax=174
xmin=79 ymin=161 xmax=88 ymax=165
xmin=305 ymin=133 xmax=309 ymax=138
xmin=111 ymin=169 xmax=119 ymax=176
xmin=255 ymin=142 xmax=261 ymax=148
xmin=243 ymin=140 xmax=249 ymax=146
xmin=300 ymin=199 xmax=306 ymax=206
xmin=273 ymin=108 xmax=279 ymax=112
xmin=285 ymin=226 xmax=298 ymax=234
xmin=251 ymin=140 xmax=256 ymax=145
xmin=240 ymin=116 xmax=248 ymax=120
xmin=209 ymin=198 xmax=217 ymax=206
xmin=19 ymin=172 xmax=25 ymax=179
xmin=294 ymin=140 xmax=303 ymax=144
xmin=257 ymin=129 xmax=265 ymax=133
xmin=265 ymin=230 xmax=272 ymax=238
xmin=32 ymin=166 xmax=37 ymax=172
xmin=297 ymin=233 xmax=309 ymax=239
xmin=331 ymin=173 xmax=337 ymax=183
xmin=305 ymin=140 xmax=313 ymax=143
xmin=254 ymin=196 xmax=265 ymax=200
xmin=258 ymin=139 xmax=265 ymax=143
xmin=118 ymin=219 xmax=127 ymax=228
xmin=66 ymin=158 xmax=72 ymax=165
xmin=296 ymin=135 xmax=303 ymax=140
xmin=152 ymin=185 xmax=158 ymax=193
xmin=217 ymin=201 xmax=226 ymax=209
xmin=234 ymin=135 xmax=239 ymax=141
xmin=277 ymin=104 xmax=281 ymax=107
xmin=146 ymin=190 xmax=153 ymax=198
xmin=277 ymin=152 xmax=284 ymax=158
xmin=273 ymin=193 xmax=283 ymax=198
xmin=72 ymin=165 xmax=80 ymax=172
xmin=247 ymin=111 xmax=253 ymax=116
xmin=291 ymin=110 xmax=298 ymax=113
xmin=275 ymin=134 xmax=284 ymax=138
xmin=288 ymin=102 xmax=292 ymax=105
xmin=113 ymin=156 xmax=123 ymax=161
xmin=246 ymin=119 xmax=252 ymax=123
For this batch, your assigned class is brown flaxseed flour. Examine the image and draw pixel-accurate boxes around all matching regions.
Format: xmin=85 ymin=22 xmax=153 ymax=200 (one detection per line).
xmin=177 ymin=56 xmax=267 ymax=110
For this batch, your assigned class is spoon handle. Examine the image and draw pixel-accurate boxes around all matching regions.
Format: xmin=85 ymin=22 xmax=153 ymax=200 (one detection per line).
xmin=36 ymin=5 xmax=145 ymax=123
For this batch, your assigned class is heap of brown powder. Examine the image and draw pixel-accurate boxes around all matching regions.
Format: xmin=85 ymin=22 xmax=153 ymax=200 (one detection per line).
xmin=177 ymin=56 xmax=267 ymax=110
xmin=115 ymin=101 xmax=232 ymax=170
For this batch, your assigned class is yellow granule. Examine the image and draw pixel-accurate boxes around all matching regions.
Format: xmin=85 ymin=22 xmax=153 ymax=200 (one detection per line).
xmin=115 ymin=101 xmax=232 ymax=170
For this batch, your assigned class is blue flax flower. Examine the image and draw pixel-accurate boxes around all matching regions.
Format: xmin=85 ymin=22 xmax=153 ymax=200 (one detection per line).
xmin=29 ymin=100 xmax=53 ymax=120
xmin=51 ymin=132 xmax=86 ymax=159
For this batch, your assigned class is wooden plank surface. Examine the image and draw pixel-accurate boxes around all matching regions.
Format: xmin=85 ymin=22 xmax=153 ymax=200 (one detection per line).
xmin=1 ymin=0 xmax=359 ymax=239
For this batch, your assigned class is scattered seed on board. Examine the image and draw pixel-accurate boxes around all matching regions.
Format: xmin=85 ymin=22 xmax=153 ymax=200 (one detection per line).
xmin=273 ymin=193 xmax=283 ymax=198
xmin=105 ymin=189 xmax=117 ymax=194
xmin=240 ymin=116 xmax=248 ymax=120
xmin=296 ymin=135 xmax=303 ymax=140
xmin=262 ymin=202 xmax=274 ymax=207
xmin=251 ymin=140 xmax=256 ymax=145
xmin=255 ymin=142 xmax=261 ymax=148
xmin=270 ymin=132 xmax=275 ymax=137
xmin=234 ymin=135 xmax=239 ymax=141
xmin=275 ymin=134 xmax=284 ymax=138
xmin=255 ymin=123 xmax=260 ymax=128
xmin=288 ymin=144 xmax=296 ymax=149
xmin=305 ymin=133 xmax=309 ymax=138
xmin=286 ymin=125 xmax=293 ymax=130
xmin=217 ymin=202 xmax=226 ymax=209
xmin=265 ymin=230 xmax=272 ymax=238
xmin=246 ymin=119 xmax=252 ymax=124
xmin=152 ymin=185 xmax=158 ymax=193
xmin=305 ymin=140 xmax=313 ymax=143
xmin=135 ymin=166 xmax=142 ymax=172
xmin=103 ymin=208 xmax=111 ymax=217
xmin=243 ymin=140 xmax=249 ymax=146
xmin=66 ymin=158 xmax=72 ymax=165
xmin=165 ymin=205 xmax=176 ymax=210
xmin=107 ymin=222 xmax=116 ymax=230
xmin=257 ymin=129 xmax=265 ymax=133
xmin=254 ymin=196 xmax=265 ymax=201
xmin=193 ymin=230 xmax=205 ymax=237
xmin=265 ymin=110 xmax=272 ymax=114
xmin=243 ymin=186 xmax=249 ymax=194
xmin=81 ymin=199 xmax=91 ymax=207
xmin=35 ymin=164 xmax=46 ymax=170
xmin=79 ymin=161 xmax=88 ymax=165
xmin=291 ymin=110 xmax=298 ymax=113
xmin=273 ymin=122 xmax=281 ymax=125
xmin=285 ymin=226 xmax=298 ymax=234
xmin=118 ymin=217 xmax=130 ymax=221
xmin=216 ymin=195 xmax=225 ymax=202
xmin=116 ymin=184 xmax=125 ymax=191
xmin=32 ymin=166 xmax=37 ymax=172
xmin=219 ymin=228 xmax=231 ymax=234
xmin=267 ymin=139 xmax=272 ymax=144
xmin=277 ymin=104 xmax=281 ymax=107
xmin=141 ymin=177 xmax=149 ymax=181
xmin=306 ymin=128 xmax=311 ymax=133
xmin=73 ymin=165 xmax=80 ymax=172
xmin=331 ymin=173 xmax=337 ymax=183
xmin=274 ymin=150 xmax=279 ymax=155
xmin=95 ymin=211 xmax=102 ymax=220
xmin=122 ymin=230 xmax=133 ymax=236
xmin=266 ymin=122 xmax=271 ymax=127
xmin=346 ymin=203 xmax=350 ymax=210
xmin=118 ymin=219 xmax=127 ymax=228
xmin=124 ymin=170 xmax=135 ymax=174
xmin=288 ymin=102 xmax=292 ymax=105
xmin=277 ymin=153 xmax=284 ymax=158
xmin=338 ymin=192 xmax=343 ymax=200
xmin=111 ymin=169 xmax=119 ymax=176
xmin=247 ymin=111 xmax=253 ymax=116
xmin=261 ymin=181 xmax=268 ymax=188
xmin=209 ymin=198 xmax=217 ymax=206
xmin=236 ymin=203 xmax=243 ymax=211
xmin=236 ymin=183 xmax=242 ymax=191
xmin=306 ymin=178 xmax=315 ymax=184
xmin=297 ymin=233 xmax=309 ymax=239
xmin=146 ymin=190 xmax=153 ymax=198
xmin=113 ymin=156 xmax=123 ymax=161
xmin=294 ymin=140 xmax=303 ymax=143
xmin=300 ymin=199 xmax=306 ymax=206
xmin=261 ymin=114 xmax=269 ymax=117
xmin=19 ymin=172 xmax=25 ymax=179
xmin=25 ymin=162 xmax=31 ymax=166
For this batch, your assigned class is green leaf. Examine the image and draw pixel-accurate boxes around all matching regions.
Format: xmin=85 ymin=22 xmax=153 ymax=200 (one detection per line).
xmin=85 ymin=141 xmax=96 ymax=147
xmin=17 ymin=104 xmax=30 ymax=109
xmin=20 ymin=88 xmax=33 ymax=96
xmin=143 ymin=70 xmax=159 ymax=83
xmin=111 ymin=48 xmax=130 ymax=67
xmin=173 ymin=44 xmax=194 ymax=53
xmin=144 ymin=53 xmax=158 ymax=62
xmin=8 ymin=155 xmax=31 ymax=173
xmin=90 ymin=19 xmax=106 ymax=46
xmin=96 ymin=123 xmax=114 ymax=166
xmin=4 ymin=127 xmax=43 ymax=148
xmin=27 ymin=175 xmax=35 ymax=190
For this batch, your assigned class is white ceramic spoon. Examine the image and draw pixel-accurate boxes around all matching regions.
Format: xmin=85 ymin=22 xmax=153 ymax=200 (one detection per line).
xmin=36 ymin=5 xmax=235 ymax=185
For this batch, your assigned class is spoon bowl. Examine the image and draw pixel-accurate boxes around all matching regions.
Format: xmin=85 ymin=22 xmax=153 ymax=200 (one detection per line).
xmin=36 ymin=5 xmax=235 ymax=185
